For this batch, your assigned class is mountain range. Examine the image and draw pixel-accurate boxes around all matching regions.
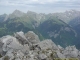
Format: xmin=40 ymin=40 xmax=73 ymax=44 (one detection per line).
xmin=0 ymin=10 xmax=80 ymax=49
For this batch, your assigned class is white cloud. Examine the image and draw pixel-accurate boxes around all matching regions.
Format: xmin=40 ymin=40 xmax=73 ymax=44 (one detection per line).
xmin=0 ymin=0 xmax=80 ymax=8
xmin=0 ymin=0 xmax=80 ymax=6
xmin=0 ymin=0 xmax=80 ymax=14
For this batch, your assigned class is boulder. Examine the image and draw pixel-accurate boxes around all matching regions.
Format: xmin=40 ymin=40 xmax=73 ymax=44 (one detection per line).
xmin=37 ymin=39 xmax=58 ymax=50
xmin=63 ymin=46 xmax=79 ymax=58
xmin=0 ymin=35 xmax=23 ymax=52
xmin=25 ymin=31 xmax=40 ymax=44
xmin=14 ymin=31 xmax=31 ymax=45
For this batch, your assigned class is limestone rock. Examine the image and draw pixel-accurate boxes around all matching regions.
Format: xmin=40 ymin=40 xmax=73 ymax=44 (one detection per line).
xmin=0 ymin=35 xmax=23 ymax=52
xmin=0 ymin=31 xmax=80 ymax=60
xmin=14 ymin=31 xmax=31 ymax=46
xmin=56 ymin=51 xmax=65 ymax=58
xmin=25 ymin=31 xmax=40 ymax=44
xmin=38 ymin=53 xmax=47 ymax=60
xmin=21 ymin=44 xmax=29 ymax=54
xmin=63 ymin=46 xmax=79 ymax=58
xmin=0 ymin=41 xmax=3 ymax=54
xmin=37 ymin=39 xmax=58 ymax=50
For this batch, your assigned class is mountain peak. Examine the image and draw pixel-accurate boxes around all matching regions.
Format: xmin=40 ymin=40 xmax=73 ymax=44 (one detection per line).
xmin=27 ymin=11 xmax=37 ymax=14
xmin=9 ymin=10 xmax=25 ymax=18
xmin=65 ymin=10 xmax=80 ymax=13
xmin=13 ymin=10 xmax=23 ymax=14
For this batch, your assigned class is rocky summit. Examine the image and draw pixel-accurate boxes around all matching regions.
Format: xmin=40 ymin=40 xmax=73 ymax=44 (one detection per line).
xmin=0 ymin=31 xmax=80 ymax=60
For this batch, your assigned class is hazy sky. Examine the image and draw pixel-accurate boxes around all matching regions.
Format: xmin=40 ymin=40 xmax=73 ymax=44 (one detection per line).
xmin=0 ymin=0 xmax=80 ymax=14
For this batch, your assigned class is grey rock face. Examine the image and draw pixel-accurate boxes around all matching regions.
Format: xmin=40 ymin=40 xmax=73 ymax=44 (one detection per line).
xmin=25 ymin=31 xmax=40 ymax=44
xmin=37 ymin=39 xmax=58 ymax=50
xmin=0 ymin=31 xmax=79 ymax=60
xmin=21 ymin=44 xmax=29 ymax=54
xmin=62 ymin=46 xmax=79 ymax=58
xmin=1 ymin=35 xmax=23 ymax=51
xmin=56 ymin=51 xmax=65 ymax=58
xmin=38 ymin=53 xmax=47 ymax=60
xmin=0 ymin=41 xmax=3 ymax=54
xmin=14 ymin=31 xmax=32 ymax=46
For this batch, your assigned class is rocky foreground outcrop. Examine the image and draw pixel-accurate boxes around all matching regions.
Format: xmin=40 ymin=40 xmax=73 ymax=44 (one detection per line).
xmin=0 ymin=31 xmax=80 ymax=60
